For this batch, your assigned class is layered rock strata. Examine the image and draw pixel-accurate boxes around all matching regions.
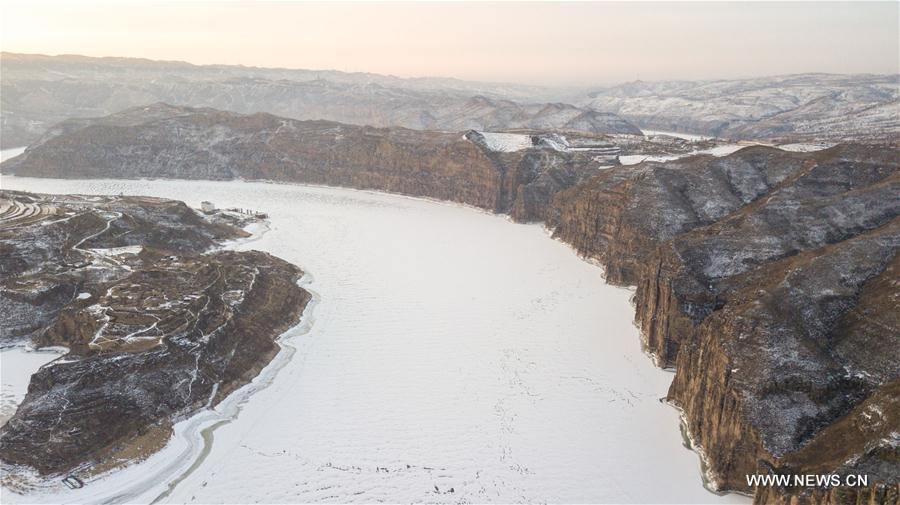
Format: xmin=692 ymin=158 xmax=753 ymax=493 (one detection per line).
xmin=549 ymin=144 xmax=899 ymax=502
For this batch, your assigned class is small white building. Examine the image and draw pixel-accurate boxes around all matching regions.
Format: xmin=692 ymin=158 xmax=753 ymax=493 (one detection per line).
xmin=201 ymin=201 xmax=215 ymax=213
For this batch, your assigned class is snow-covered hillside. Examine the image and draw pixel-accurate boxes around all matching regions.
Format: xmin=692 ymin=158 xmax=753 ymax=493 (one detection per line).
xmin=583 ymin=73 xmax=899 ymax=141
xmin=0 ymin=53 xmax=640 ymax=148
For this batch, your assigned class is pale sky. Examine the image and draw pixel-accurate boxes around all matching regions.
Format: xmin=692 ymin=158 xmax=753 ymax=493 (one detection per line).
xmin=1 ymin=1 xmax=898 ymax=85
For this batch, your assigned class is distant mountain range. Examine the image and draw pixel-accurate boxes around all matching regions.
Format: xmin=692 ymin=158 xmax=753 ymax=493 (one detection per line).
xmin=1 ymin=53 xmax=897 ymax=148
xmin=0 ymin=52 xmax=639 ymax=147
xmin=582 ymin=73 xmax=899 ymax=141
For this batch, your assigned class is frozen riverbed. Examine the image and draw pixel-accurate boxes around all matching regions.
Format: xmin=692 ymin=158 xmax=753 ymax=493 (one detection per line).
xmin=0 ymin=347 xmax=65 ymax=427
xmin=0 ymin=147 xmax=26 ymax=163
xmin=1 ymin=174 xmax=747 ymax=504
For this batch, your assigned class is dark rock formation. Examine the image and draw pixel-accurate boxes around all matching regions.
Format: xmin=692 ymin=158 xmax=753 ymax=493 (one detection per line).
xmin=550 ymin=146 xmax=812 ymax=287
xmin=0 ymin=191 xmax=310 ymax=477
xmin=639 ymin=145 xmax=897 ymax=364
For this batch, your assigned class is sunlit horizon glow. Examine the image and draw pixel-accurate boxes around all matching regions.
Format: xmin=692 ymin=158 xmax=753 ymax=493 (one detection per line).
xmin=1 ymin=1 xmax=898 ymax=86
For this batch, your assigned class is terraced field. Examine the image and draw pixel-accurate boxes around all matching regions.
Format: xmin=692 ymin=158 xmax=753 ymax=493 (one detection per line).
xmin=0 ymin=197 xmax=58 ymax=228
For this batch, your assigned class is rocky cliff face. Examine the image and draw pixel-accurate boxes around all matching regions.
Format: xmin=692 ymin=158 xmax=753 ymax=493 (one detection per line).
xmin=549 ymin=146 xmax=812 ymax=287
xmin=638 ymin=145 xmax=897 ymax=364
xmin=668 ymin=223 xmax=900 ymax=500
xmin=0 ymin=191 xmax=310 ymax=480
xmin=3 ymin=106 xmax=897 ymax=502
xmin=1 ymin=104 xmax=609 ymax=222
xmin=549 ymin=144 xmax=899 ymax=502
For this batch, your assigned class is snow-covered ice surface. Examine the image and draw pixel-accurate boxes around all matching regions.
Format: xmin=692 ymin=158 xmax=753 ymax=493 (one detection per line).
xmin=618 ymin=154 xmax=670 ymax=166
xmin=0 ymin=147 xmax=26 ymax=163
xmin=621 ymin=133 xmax=831 ymax=167
xmin=0 ymin=347 xmax=65 ymax=426
xmin=0 ymin=173 xmax=748 ymax=504
xmin=477 ymin=132 xmax=534 ymax=152
xmin=640 ymin=129 xmax=712 ymax=141
xmin=620 ymin=143 xmax=752 ymax=166
xmin=776 ymin=143 xmax=832 ymax=152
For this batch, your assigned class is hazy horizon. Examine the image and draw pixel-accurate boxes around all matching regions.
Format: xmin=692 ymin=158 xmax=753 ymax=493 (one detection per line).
xmin=2 ymin=1 xmax=898 ymax=87
xmin=3 ymin=48 xmax=898 ymax=89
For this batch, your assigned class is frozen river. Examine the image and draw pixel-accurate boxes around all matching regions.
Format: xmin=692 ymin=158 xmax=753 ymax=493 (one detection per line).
xmin=0 ymin=347 xmax=64 ymax=427
xmin=1 ymin=172 xmax=746 ymax=503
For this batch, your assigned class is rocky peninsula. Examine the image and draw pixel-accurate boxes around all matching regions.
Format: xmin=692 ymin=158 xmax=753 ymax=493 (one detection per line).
xmin=0 ymin=191 xmax=310 ymax=484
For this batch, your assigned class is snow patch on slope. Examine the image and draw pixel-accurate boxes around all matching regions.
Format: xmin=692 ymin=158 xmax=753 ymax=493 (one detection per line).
xmin=618 ymin=141 xmax=827 ymax=166
xmin=477 ymin=132 xmax=534 ymax=152
xmin=619 ymin=144 xmax=745 ymax=165
xmin=641 ymin=129 xmax=712 ymax=141
xmin=776 ymin=143 xmax=831 ymax=153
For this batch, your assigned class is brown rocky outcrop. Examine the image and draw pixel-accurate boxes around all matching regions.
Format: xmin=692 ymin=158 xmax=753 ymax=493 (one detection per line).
xmin=549 ymin=146 xmax=812 ymax=286
xmin=549 ymin=145 xmax=899 ymax=502
xmin=668 ymin=222 xmax=899 ymax=493
xmin=0 ymin=191 xmax=310 ymax=477
xmin=636 ymin=145 xmax=898 ymax=365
